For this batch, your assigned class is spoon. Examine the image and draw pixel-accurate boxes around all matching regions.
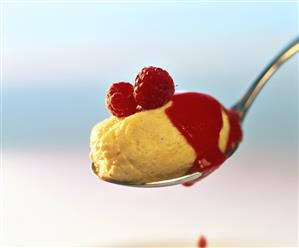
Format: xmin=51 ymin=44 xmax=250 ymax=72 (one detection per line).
xmin=92 ymin=36 xmax=299 ymax=187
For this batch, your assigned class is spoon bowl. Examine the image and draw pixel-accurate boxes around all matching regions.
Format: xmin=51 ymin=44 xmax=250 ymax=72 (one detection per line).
xmin=92 ymin=36 xmax=299 ymax=187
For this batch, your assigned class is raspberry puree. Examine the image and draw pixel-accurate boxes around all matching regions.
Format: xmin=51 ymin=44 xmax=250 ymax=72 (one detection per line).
xmin=165 ymin=92 xmax=242 ymax=177
xmin=198 ymin=235 xmax=207 ymax=248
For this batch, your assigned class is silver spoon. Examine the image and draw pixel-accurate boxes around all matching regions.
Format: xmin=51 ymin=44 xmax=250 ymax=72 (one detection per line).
xmin=92 ymin=36 xmax=299 ymax=187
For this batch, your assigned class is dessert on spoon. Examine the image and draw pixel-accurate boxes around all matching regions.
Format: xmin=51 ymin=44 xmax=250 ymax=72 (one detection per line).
xmin=90 ymin=37 xmax=299 ymax=187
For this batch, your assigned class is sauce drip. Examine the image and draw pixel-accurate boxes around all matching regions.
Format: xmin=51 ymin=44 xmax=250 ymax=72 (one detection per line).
xmin=198 ymin=235 xmax=207 ymax=248
xmin=165 ymin=93 xmax=242 ymax=183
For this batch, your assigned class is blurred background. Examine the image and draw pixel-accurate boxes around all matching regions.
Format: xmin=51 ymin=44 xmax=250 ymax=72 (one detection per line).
xmin=2 ymin=2 xmax=298 ymax=247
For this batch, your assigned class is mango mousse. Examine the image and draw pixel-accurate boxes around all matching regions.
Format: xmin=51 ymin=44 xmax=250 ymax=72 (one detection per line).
xmin=90 ymin=67 xmax=242 ymax=184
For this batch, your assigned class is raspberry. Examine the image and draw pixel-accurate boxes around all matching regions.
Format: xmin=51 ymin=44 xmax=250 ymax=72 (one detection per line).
xmin=106 ymin=82 xmax=137 ymax=117
xmin=134 ymin=66 xmax=175 ymax=109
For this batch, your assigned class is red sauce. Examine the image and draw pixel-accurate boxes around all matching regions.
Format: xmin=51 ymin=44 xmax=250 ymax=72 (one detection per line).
xmin=165 ymin=93 xmax=242 ymax=184
xmin=226 ymin=108 xmax=243 ymax=152
xmin=198 ymin=235 xmax=207 ymax=248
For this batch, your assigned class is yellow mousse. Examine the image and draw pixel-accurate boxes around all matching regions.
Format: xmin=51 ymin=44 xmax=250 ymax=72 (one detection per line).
xmin=90 ymin=101 xmax=230 ymax=184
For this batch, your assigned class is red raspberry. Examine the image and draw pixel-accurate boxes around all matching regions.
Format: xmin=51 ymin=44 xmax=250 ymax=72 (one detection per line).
xmin=106 ymin=82 xmax=137 ymax=117
xmin=134 ymin=66 xmax=175 ymax=109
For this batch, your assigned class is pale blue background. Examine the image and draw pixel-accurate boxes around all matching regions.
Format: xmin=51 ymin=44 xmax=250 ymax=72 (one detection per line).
xmin=4 ymin=3 xmax=298 ymax=150
xmin=2 ymin=2 xmax=298 ymax=246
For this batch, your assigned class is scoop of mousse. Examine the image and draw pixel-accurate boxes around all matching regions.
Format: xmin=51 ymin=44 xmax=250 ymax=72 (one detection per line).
xmin=89 ymin=66 xmax=242 ymax=184
xmin=90 ymin=102 xmax=197 ymax=183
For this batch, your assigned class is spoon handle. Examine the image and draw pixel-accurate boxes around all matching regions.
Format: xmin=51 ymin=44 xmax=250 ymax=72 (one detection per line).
xmin=232 ymin=36 xmax=299 ymax=121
